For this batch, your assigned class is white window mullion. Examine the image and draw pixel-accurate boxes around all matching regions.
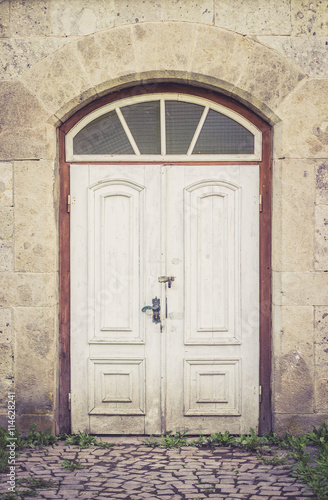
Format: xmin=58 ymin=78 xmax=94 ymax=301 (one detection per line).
xmin=116 ymin=107 xmax=141 ymax=155
xmin=187 ymin=106 xmax=209 ymax=155
xmin=160 ymin=99 xmax=166 ymax=156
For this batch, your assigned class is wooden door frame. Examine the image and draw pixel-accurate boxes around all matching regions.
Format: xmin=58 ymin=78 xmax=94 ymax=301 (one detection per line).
xmin=58 ymin=83 xmax=272 ymax=435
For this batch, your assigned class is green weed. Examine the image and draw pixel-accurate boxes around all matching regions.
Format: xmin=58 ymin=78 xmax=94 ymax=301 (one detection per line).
xmin=64 ymin=431 xmax=113 ymax=449
xmin=23 ymin=424 xmax=61 ymax=448
xmin=144 ymin=430 xmax=189 ymax=448
xmin=0 ymin=476 xmax=57 ymax=500
xmin=206 ymin=430 xmax=236 ymax=447
xmin=61 ymin=459 xmax=85 ymax=471
xmin=143 ymin=436 xmax=161 ymax=447
xmin=18 ymin=477 xmax=58 ymax=489
xmin=0 ymin=449 xmax=9 ymax=473
xmin=237 ymin=427 xmax=263 ymax=450
xmin=260 ymin=452 xmax=288 ymax=465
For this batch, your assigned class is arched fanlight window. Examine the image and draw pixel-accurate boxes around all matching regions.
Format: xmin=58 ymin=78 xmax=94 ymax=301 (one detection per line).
xmin=66 ymin=94 xmax=262 ymax=161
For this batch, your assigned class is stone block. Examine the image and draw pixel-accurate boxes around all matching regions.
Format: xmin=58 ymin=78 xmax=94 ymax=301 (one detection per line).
xmin=273 ymin=413 xmax=328 ymax=435
xmin=273 ymin=271 xmax=328 ymax=306
xmin=0 ymin=0 xmax=9 ymax=37
xmin=133 ymin=22 xmax=195 ymax=75
xmin=0 ymin=38 xmax=73 ymax=80
xmin=16 ymin=414 xmax=55 ymax=435
xmin=0 ymin=125 xmax=56 ymax=161
xmin=273 ymin=306 xmax=314 ymax=414
xmin=19 ymin=52 xmax=56 ymax=100
xmin=0 ymin=207 xmax=13 ymax=240
xmin=315 ymin=205 xmax=328 ymax=270
xmin=0 ymin=343 xmax=13 ymax=377
xmin=0 ymin=308 xmax=11 ymax=343
xmin=0 ymin=241 xmax=13 ymax=272
xmin=314 ymin=307 xmax=328 ymax=366
xmin=258 ymin=36 xmax=328 ymax=78
xmin=116 ymin=0 xmax=162 ymax=25
xmin=14 ymin=161 xmax=57 ymax=273
xmin=51 ymin=0 xmax=114 ymax=36
xmin=316 ymin=161 xmax=328 ymax=205
xmin=0 ymin=273 xmax=57 ymax=307
xmin=272 ymin=159 xmax=315 ymax=272
xmin=0 ymin=81 xmax=52 ymax=160
xmin=214 ymin=0 xmax=291 ymax=35
xmin=163 ymin=0 xmax=213 ymax=23
xmin=315 ymin=366 xmax=328 ymax=412
xmin=0 ymin=162 xmax=13 ymax=207
xmin=236 ymin=40 xmax=306 ymax=116
xmin=276 ymin=78 xmax=328 ymax=159
xmin=190 ymin=24 xmax=254 ymax=97
xmin=14 ymin=306 xmax=57 ymax=415
xmin=0 ymin=80 xmax=49 ymax=129
xmin=10 ymin=0 xmax=50 ymax=36
xmin=291 ymin=0 xmax=328 ymax=36
xmin=32 ymin=43 xmax=96 ymax=121
xmin=0 ymin=343 xmax=14 ymax=411
xmin=76 ymin=25 xmax=137 ymax=95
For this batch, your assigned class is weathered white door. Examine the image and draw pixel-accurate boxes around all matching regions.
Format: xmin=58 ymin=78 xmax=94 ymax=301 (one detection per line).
xmin=70 ymin=163 xmax=259 ymax=434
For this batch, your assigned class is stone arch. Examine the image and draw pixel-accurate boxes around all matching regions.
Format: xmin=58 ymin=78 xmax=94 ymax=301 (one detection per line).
xmin=15 ymin=22 xmax=306 ymax=129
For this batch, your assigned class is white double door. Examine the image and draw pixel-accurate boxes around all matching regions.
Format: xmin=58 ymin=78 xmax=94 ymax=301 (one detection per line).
xmin=70 ymin=163 xmax=259 ymax=435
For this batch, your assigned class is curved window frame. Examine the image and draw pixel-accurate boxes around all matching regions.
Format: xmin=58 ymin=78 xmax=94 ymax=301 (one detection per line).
xmin=65 ymin=93 xmax=262 ymax=162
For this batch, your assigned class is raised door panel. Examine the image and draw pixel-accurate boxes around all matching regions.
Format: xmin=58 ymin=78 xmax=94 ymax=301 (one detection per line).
xmin=88 ymin=180 xmax=145 ymax=343
xmin=184 ymin=359 xmax=241 ymax=416
xmin=89 ymin=358 xmax=145 ymax=415
xmin=185 ymin=181 xmax=240 ymax=344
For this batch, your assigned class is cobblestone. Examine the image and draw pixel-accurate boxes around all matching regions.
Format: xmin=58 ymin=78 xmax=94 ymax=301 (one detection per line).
xmin=0 ymin=441 xmax=316 ymax=499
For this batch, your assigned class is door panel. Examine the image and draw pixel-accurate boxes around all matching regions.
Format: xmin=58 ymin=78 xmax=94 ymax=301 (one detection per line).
xmin=71 ymin=165 xmax=163 ymax=434
xmin=70 ymin=164 xmax=259 ymax=434
xmin=165 ymin=165 xmax=259 ymax=434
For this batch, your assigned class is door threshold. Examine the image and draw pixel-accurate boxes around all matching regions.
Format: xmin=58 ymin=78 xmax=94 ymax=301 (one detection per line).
xmin=95 ymin=435 xmax=148 ymax=444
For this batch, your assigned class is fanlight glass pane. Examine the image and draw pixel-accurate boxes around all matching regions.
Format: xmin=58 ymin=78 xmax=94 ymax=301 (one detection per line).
xmin=165 ymin=101 xmax=204 ymax=154
xmin=73 ymin=110 xmax=134 ymax=155
xmin=193 ymin=109 xmax=254 ymax=154
xmin=121 ymin=101 xmax=161 ymax=154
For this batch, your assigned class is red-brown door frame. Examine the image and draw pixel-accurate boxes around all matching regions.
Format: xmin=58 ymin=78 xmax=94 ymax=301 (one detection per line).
xmin=58 ymin=84 xmax=272 ymax=435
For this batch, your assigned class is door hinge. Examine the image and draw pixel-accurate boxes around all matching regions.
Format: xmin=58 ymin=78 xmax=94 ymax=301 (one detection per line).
xmin=259 ymin=194 xmax=263 ymax=212
xmin=67 ymin=195 xmax=71 ymax=213
xmin=259 ymin=385 xmax=262 ymax=403
xmin=68 ymin=392 xmax=71 ymax=411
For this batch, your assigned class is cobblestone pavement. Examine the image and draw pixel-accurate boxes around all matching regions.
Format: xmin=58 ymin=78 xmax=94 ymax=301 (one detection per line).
xmin=0 ymin=440 xmax=315 ymax=500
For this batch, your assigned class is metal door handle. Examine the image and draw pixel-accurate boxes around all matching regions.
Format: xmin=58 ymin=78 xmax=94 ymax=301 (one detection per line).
xmin=141 ymin=297 xmax=160 ymax=323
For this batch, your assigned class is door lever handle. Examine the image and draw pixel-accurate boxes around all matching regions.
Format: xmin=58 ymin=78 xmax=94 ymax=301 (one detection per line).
xmin=141 ymin=297 xmax=160 ymax=323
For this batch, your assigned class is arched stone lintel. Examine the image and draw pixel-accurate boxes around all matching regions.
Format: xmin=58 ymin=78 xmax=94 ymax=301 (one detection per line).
xmin=16 ymin=21 xmax=306 ymax=128
xmin=51 ymin=74 xmax=282 ymax=128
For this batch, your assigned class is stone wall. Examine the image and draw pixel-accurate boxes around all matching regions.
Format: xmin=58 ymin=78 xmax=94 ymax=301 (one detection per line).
xmin=0 ymin=0 xmax=327 ymax=434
